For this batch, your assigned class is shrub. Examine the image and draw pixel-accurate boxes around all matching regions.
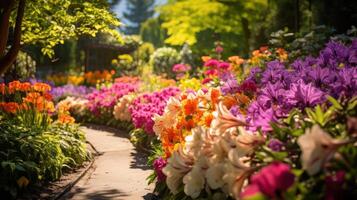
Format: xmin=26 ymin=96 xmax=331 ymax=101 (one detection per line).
xmin=150 ymin=47 xmax=181 ymax=78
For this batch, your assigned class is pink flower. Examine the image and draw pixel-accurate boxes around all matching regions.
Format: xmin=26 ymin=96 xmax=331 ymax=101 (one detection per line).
xmin=217 ymin=62 xmax=230 ymax=70
xmin=215 ymin=45 xmax=223 ymax=54
xmin=172 ymin=64 xmax=191 ymax=73
xmin=204 ymin=69 xmax=218 ymax=76
xmin=204 ymin=59 xmax=219 ymax=68
xmin=153 ymin=157 xmax=167 ymax=182
xmin=241 ymin=162 xmax=295 ymax=199
xmin=202 ymin=78 xmax=213 ymax=84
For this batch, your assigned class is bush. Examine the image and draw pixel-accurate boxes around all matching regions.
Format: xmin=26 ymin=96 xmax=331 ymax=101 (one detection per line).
xmin=150 ymin=47 xmax=181 ymax=78
xmin=0 ymin=81 xmax=89 ymax=198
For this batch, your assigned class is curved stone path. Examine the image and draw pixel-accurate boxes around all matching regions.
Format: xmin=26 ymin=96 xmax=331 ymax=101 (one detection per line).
xmin=62 ymin=126 xmax=154 ymax=200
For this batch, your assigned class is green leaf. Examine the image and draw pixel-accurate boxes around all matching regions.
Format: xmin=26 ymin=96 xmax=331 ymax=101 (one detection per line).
xmin=327 ymin=96 xmax=343 ymax=110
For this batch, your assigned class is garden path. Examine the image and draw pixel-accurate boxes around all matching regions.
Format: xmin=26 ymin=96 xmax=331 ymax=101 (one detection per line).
xmin=62 ymin=126 xmax=154 ymax=200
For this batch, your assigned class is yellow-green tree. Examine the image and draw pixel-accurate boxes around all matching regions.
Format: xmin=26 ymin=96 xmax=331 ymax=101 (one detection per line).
xmin=0 ymin=0 xmax=121 ymax=75
xmin=158 ymin=0 xmax=268 ymax=56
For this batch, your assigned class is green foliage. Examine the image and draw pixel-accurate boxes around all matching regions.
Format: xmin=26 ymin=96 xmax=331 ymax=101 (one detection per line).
xmin=140 ymin=18 xmax=167 ymax=48
xmin=135 ymin=42 xmax=155 ymax=63
xmin=0 ymin=120 xmax=89 ymax=198
xmin=17 ymin=0 xmax=122 ymax=57
xmin=150 ymin=47 xmax=181 ymax=78
xmin=3 ymin=51 xmax=36 ymax=81
xmin=158 ymin=0 xmax=268 ymax=56
xmin=123 ymin=0 xmax=155 ymax=34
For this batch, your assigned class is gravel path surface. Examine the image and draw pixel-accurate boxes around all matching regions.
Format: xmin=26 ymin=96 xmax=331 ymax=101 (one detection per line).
xmin=62 ymin=126 xmax=154 ymax=200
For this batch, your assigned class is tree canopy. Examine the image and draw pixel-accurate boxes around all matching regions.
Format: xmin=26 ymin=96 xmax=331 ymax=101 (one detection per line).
xmin=123 ymin=0 xmax=155 ymax=35
xmin=0 ymin=0 xmax=122 ymax=74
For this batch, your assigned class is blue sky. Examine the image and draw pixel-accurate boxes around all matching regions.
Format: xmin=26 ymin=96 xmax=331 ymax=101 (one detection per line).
xmin=113 ymin=0 xmax=166 ymax=25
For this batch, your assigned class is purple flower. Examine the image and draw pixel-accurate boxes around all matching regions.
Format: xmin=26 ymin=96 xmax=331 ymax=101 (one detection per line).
xmin=257 ymin=82 xmax=285 ymax=108
xmin=220 ymin=74 xmax=240 ymax=95
xmin=268 ymin=139 xmax=284 ymax=151
xmin=51 ymin=84 xmax=95 ymax=101
xmin=286 ymin=80 xmax=325 ymax=109
xmin=153 ymin=157 xmax=167 ymax=182
xmin=241 ymin=162 xmax=295 ymax=199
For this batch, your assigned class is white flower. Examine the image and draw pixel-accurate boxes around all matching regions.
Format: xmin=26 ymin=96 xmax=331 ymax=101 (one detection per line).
xmin=211 ymin=102 xmax=247 ymax=135
xmin=163 ymin=146 xmax=193 ymax=194
xmin=298 ymin=125 xmax=347 ymax=175
xmin=183 ymin=164 xmax=205 ymax=198
xmin=206 ymin=163 xmax=225 ymax=189
xmin=233 ymin=127 xmax=264 ymax=157
xmin=222 ymin=161 xmax=250 ymax=198
xmin=164 ymin=97 xmax=181 ymax=115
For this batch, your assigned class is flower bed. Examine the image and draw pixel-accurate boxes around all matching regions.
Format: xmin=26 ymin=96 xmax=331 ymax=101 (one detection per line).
xmin=0 ymin=81 xmax=89 ymax=199
xmin=52 ymin=39 xmax=357 ymax=199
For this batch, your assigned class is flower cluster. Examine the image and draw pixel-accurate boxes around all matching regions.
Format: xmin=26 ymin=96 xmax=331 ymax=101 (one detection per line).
xmin=246 ymin=40 xmax=357 ymax=132
xmin=149 ymin=39 xmax=357 ymax=200
xmin=129 ymin=87 xmax=180 ymax=134
xmin=86 ymin=82 xmax=138 ymax=116
xmin=51 ymin=84 xmax=95 ymax=101
xmin=0 ymin=81 xmax=54 ymax=114
xmin=153 ymin=89 xmax=220 ymax=157
xmin=47 ymin=70 xmax=115 ymax=86
xmin=113 ymin=93 xmax=136 ymax=122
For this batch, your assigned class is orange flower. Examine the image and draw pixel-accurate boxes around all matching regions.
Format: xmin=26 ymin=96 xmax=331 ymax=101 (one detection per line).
xmin=222 ymin=95 xmax=237 ymax=109
xmin=33 ymin=82 xmax=51 ymax=93
xmin=1 ymin=102 xmax=19 ymax=113
xmin=202 ymin=112 xmax=213 ymax=127
xmin=210 ymin=88 xmax=220 ymax=109
xmin=260 ymin=46 xmax=269 ymax=52
xmin=182 ymin=98 xmax=198 ymax=115
xmin=58 ymin=114 xmax=75 ymax=124
xmin=276 ymin=48 xmax=288 ymax=61
xmin=228 ymin=56 xmax=244 ymax=66
xmin=43 ymin=93 xmax=53 ymax=101
xmin=19 ymin=82 xmax=31 ymax=92
xmin=201 ymin=56 xmax=211 ymax=62
xmin=23 ymin=92 xmax=41 ymax=104
xmin=8 ymin=81 xmax=21 ymax=93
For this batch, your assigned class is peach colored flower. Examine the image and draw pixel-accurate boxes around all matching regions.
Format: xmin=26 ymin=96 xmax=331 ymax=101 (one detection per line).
xmin=298 ymin=125 xmax=348 ymax=175
xmin=211 ymin=102 xmax=247 ymax=135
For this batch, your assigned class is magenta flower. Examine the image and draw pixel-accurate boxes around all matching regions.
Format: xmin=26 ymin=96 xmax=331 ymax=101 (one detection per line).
xmin=217 ymin=62 xmax=230 ymax=69
xmin=153 ymin=157 xmax=167 ymax=182
xmin=241 ymin=162 xmax=295 ymax=199
xmin=172 ymin=64 xmax=191 ymax=73
xmin=325 ymin=171 xmax=346 ymax=200
xmin=204 ymin=59 xmax=219 ymax=68
xmin=129 ymin=87 xmax=180 ymax=134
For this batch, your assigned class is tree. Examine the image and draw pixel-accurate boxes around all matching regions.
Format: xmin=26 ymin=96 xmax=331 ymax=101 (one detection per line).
xmin=0 ymin=0 xmax=121 ymax=75
xmin=123 ymin=0 xmax=155 ymax=35
xmin=158 ymin=0 xmax=268 ymax=56
xmin=140 ymin=17 xmax=166 ymax=48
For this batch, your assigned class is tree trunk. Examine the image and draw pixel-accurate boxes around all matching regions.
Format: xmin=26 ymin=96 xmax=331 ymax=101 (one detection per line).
xmin=0 ymin=0 xmax=26 ymax=75
xmin=241 ymin=17 xmax=251 ymax=57
xmin=0 ymin=0 xmax=15 ymax=56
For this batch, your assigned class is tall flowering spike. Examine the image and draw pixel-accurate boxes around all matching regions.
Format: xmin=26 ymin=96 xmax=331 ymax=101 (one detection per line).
xmin=297 ymin=125 xmax=348 ymax=175
xmin=211 ymin=102 xmax=247 ymax=135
